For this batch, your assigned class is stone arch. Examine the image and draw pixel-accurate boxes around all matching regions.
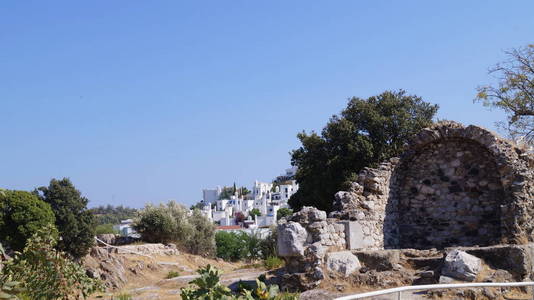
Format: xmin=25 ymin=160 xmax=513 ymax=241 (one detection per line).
xmin=392 ymin=122 xmax=533 ymax=248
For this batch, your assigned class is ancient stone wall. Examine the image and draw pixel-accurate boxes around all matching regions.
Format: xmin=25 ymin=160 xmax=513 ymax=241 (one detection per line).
xmin=330 ymin=159 xmax=398 ymax=249
xmin=330 ymin=121 xmax=533 ymax=249
xmin=277 ymin=122 xmax=533 ymax=291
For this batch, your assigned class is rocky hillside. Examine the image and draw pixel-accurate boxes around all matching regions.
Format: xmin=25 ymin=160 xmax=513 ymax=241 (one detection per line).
xmin=84 ymin=243 xmax=262 ymax=299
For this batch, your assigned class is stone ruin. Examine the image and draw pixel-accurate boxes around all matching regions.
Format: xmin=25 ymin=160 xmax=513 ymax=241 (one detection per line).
xmin=277 ymin=122 xmax=534 ymax=291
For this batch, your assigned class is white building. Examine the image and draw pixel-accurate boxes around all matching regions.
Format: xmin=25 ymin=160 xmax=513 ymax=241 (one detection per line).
xmin=252 ymin=180 xmax=273 ymax=200
xmin=201 ymin=167 xmax=298 ymax=228
xmin=113 ymin=219 xmax=137 ymax=237
xmin=202 ymin=187 xmax=221 ymax=205
xmin=272 ymin=180 xmax=298 ymax=207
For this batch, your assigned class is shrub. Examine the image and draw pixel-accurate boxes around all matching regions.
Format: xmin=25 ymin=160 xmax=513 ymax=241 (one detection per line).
xmin=36 ymin=178 xmax=96 ymax=259
xmin=263 ymin=256 xmax=284 ymax=270
xmin=259 ymin=227 xmax=277 ymax=260
xmin=3 ymin=224 xmax=103 ymax=299
xmin=134 ymin=201 xmax=215 ymax=256
xmin=0 ymin=190 xmax=56 ymax=251
xmin=276 ymin=208 xmax=293 ymax=221
xmin=215 ymin=231 xmax=248 ymax=261
xmin=165 ymin=271 xmax=180 ymax=279
xmin=186 ymin=209 xmax=216 ymax=256
xmin=216 ymin=229 xmax=277 ymax=262
xmin=133 ymin=204 xmax=180 ymax=243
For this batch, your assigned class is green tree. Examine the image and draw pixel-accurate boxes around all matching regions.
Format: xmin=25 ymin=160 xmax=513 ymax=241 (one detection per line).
xmin=249 ymin=208 xmax=261 ymax=217
xmin=4 ymin=224 xmax=103 ymax=299
xmin=214 ymin=231 xmax=248 ymax=261
xmin=0 ymin=190 xmax=56 ymax=251
xmin=289 ymin=90 xmax=438 ymax=212
xmin=475 ymin=44 xmax=534 ymax=145
xmin=134 ymin=201 xmax=215 ymax=255
xmin=219 ymin=187 xmax=234 ymax=200
xmin=239 ymin=187 xmax=251 ymax=197
xmin=187 ymin=209 xmax=216 ymax=256
xmin=276 ymin=208 xmax=293 ymax=221
xmin=36 ymin=178 xmax=96 ymax=259
xmin=133 ymin=201 xmax=190 ymax=244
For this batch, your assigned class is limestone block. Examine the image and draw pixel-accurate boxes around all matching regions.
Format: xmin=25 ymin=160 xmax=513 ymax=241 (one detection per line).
xmin=277 ymin=222 xmax=308 ymax=257
xmin=343 ymin=221 xmax=380 ymax=250
xmin=326 ymin=251 xmax=361 ymax=277
xmin=442 ymin=250 xmax=482 ymax=281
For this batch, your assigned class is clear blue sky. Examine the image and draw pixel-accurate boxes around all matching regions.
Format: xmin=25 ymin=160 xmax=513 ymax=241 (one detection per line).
xmin=1 ymin=1 xmax=533 ymax=208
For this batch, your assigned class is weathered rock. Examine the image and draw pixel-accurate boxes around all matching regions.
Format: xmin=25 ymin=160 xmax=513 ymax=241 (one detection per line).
xmin=277 ymin=222 xmax=308 ymax=257
xmin=115 ymin=243 xmax=179 ymax=256
xmin=442 ymin=250 xmax=482 ymax=281
xmin=299 ymin=289 xmax=334 ymax=300
xmin=290 ymin=206 xmax=327 ymax=224
xmin=326 ymin=251 xmax=361 ymax=277
xmin=97 ymin=234 xmax=117 ymax=245
xmin=354 ymin=250 xmax=400 ymax=271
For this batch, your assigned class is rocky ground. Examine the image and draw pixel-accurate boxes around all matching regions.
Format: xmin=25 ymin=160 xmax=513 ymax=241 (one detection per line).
xmin=84 ymin=243 xmax=533 ymax=299
xmin=85 ymin=244 xmax=264 ymax=300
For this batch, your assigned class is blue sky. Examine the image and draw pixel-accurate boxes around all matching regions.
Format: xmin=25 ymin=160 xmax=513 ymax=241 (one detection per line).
xmin=1 ymin=1 xmax=533 ymax=208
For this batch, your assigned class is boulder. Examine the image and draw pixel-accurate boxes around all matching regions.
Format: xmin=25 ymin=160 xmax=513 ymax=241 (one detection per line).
xmin=277 ymin=222 xmax=308 ymax=257
xmin=290 ymin=207 xmax=327 ymax=224
xmin=355 ymin=250 xmax=400 ymax=271
xmin=326 ymin=251 xmax=361 ymax=277
xmin=96 ymin=234 xmax=117 ymax=245
xmin=442 ymin=250 xmax=482 ymax=281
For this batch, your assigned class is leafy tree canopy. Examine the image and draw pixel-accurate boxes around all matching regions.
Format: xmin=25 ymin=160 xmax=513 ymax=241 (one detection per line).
xmin=289 ymin=90 xmax=438 ymax=212
xmin=36 ymin=178 xmax=96 ymax=259
xmin=0 ymin=190 xmax=56 ymax=251
xmin=475 ymin=44 xmax=534 ymax=145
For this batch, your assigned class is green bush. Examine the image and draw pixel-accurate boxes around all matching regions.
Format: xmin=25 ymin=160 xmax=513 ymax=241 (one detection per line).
xmin=263 ymin=256 xmax=284 ymax=270
xmin=3 ymin=224 xmax=103 ymax=299
xmin=276 ymin=208 xmax=293 ymax=221
xmin=134 ymin=201 xmax=215 ymax=256
xmin=36 ymin=178 xmax=96 ymax=259
xmin=187 ymin=209 xmax=216 ymax=256
xmin=133 ymin=204 xmax=180 ymax=243
xmin=0 ymin=190 xmax=56 ymax=251
xmin=259 ymin=227 xmax=277 ymax=260
xmin=95 ymin=223 xmax=118 ymax=235
xmin=216 ymin=229 xmax=278 ymax=262
xmin=165 ymin=270 xmax=180 ymax=279
xmin=215 ymin=231 xmax=248 ymax=261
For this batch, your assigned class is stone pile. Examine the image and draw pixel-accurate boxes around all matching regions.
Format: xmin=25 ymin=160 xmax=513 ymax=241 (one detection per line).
xmin=277 ymin=207 xmax=346 ymax=290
